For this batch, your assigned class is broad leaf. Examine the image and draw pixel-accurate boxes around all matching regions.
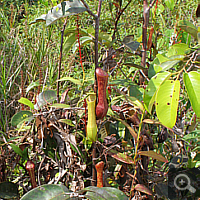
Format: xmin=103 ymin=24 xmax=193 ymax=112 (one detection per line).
xmin=58 ymin=76 xmax=82 ymax=85
xmin=183 ymin=71 xmax=200 ymax=117
xmin=144 ymin=72 xmax=171 ymax=113
xmin=34 ymin=90 xmax=57 ymax=110
xmin=160 ymin=60 xmax=180 ymax=71
xmin=20 ymin=184 xmax=71 ymax=200
xmin=64 ymin=33 xmax=76 ymax=54
xmin=167 ymin=43 xmax=189 ymax=57
xmin=165 ymin=0 xmax=175 ymax=11
xmin=82 ymin=186 xmax=128 ymax=200
xmin=11 ymin=111 xmax=34 ymax=127
xmin=134 ymin=184 xmax=153 ymax=196
xmin=177 ymin=20 xmax=198 ymax=40
xmin=124 ymin=41 xmax=140 ymax=52
xmin=30 ymin=0 xmax=87 ymax=26
xmin=156 ymin=80 xmax=180 ymax=128
xmin=0 ymin=182 xmax=18 ymax=199
xmin=123 ymin=35 xmax=140 ymax=51
xmin=18 ymin=97 xmax=34 ymax=110
xmin=138 ymin=151 xmax=168 ymax=163
xmin=9 ymin=144 xmax=23 ymax=157
xmin=109 ymin=150 xmax=134 ymax=164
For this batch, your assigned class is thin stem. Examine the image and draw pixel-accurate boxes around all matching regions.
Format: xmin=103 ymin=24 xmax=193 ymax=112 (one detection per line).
xmin=133 ymin=109 xmax=145 ymax=176
xmin=112 ymin=0 xmax=132 ymax=41
xmin=80 ymin=0 xmax=97 ymax=19
xmin=57 ymin=17 xmax=68 ymax=103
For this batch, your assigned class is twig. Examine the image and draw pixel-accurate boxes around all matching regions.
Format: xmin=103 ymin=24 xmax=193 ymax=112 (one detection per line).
xmin=57 ymin=17 xmax=68 ymax=103
xmin=112 ymin=0 xmax=132 ymax=40
xmin=80 ymin=0 xmax=97 ymax=19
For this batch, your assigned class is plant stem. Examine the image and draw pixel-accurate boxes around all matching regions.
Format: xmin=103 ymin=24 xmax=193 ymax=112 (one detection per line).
xmin=141 ymin=0 xmax=156 ymax=84
xmin=57 ymin=17 xmax=68 ymax=103
xmin=92 ymin=142 xmax=96 ymax=186
xmin=133 ymin=109 xmax=145 ymax=169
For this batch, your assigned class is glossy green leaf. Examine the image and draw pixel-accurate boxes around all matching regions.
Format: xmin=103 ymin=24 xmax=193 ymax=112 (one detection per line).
xmin=138 ymin=151 xmax=168 ymax=163
xmin=0 ymin=182 xmax=18 ymax=199
xmin=18 ymin=97 xmax=34 ymax=110
xmin=57 ymin=76 xmax=82 ymax=85
xmin=165 ymin=0 xmax=175 ymax=11
xmin=167 ymin=43 xmax=189 ymax=57
xmin=30 ymin=0 xmax=87 ymax=26
xmin=160 ymin=60 xmax=180 ymax=71
xmin=134 ymin=184 xmax=153 ymax=196
xmin=177 ymin=20 xmax=198 ymax=40
xmin=144 ymin=72 xmax=171 ymax=113
xmin=156 ymin=80 xmax=180 ymax=128
xmin=34 ymin=90 xmax=57 ymax=110
xmin=183 ymin=71 xmax=200 ymax=117
xmin=82 ymin=186 xmax=128 ymax=200
xmin=11 ymin=111 xmax=34 ymax=126
xmin=109 ymin=150 xmax=134 ymax=164
xmin=9 ymin=144 xmax=23 ymax=157
xmin=20 ymin=184 xmax=71 ymax=200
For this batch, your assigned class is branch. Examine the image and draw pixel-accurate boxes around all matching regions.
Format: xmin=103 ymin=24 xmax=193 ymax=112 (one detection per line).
xmin=80 ymin=0 xmax=97 ymax=19
xmin=112 ymin=0 xmax=132 ymax=40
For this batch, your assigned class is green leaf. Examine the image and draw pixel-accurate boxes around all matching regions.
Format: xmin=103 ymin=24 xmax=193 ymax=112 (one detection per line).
xmin=134 ymin=184 xmax=153 ymax=196
xmin=167 ymin=43 xmax=189 ymax=57
xmin=0 ymin=182 xmax=18 ymax=199
xmin=64 ymin=33 xmax=76 ymax=53
xmin=138 ymin=151 xmax=168 ymax=163
xmin=18 ymin=97 xmax=34 ymax=110
xmin=30 ymin=0 xmax=87 ymax=26
xmin=144 ymin=72 xmax=171 ymax=113
xmin=50 ymin=103 xmax=70 ymax=108
xmin=26 ymin=80 xmax=40 ymax=93
xmin=165 ymin=0 xmax=175 ymax=11
xmin=124 ymin=41 xmax=140 ymax=52
xmin=177 ymin=20 xmax=198 ymax=40
xmin=11 ymin=111 xmax=34 ymax=127
xmin=9 ymin=143 xmax=23 ymax=157
xmin=58 ymin=119 xmax=75 ymax=126
xmin=82 ymin=186 xmax=128 ymax=200
xmin=129 ymin=85 xmax=144 ymax=102
xmin=156 ymin=80 xmax=180 ymax=128
xmin=157 ymin=54 xmax=169 ymax=63
xmin=58 ymin=76 xmax=82 ymax=85
xmin=20 ymin=184 xmax=71 ymax=200
xmin=159 ymin=60 xmax=180 ymax=71
xmin=34 ymin=90 xmax=57 ymax=110
xmin=183 ymin=72 xmax=200 ymax=117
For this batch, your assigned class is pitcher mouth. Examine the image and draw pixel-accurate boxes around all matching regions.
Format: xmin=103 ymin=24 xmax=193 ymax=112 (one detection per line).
xmin=87 ymin=93 xmax=96 ymax=102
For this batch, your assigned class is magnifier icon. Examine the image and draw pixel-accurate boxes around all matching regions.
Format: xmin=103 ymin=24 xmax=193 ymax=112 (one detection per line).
xmin=174 ymin=173 xmax=196 ymax=193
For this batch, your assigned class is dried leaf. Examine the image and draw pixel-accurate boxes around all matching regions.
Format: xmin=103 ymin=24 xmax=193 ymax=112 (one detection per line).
xmin=134 ymin=184 xmax=153 ymax=196
xmin=138 ymin=151 xmax=168 ymax=163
